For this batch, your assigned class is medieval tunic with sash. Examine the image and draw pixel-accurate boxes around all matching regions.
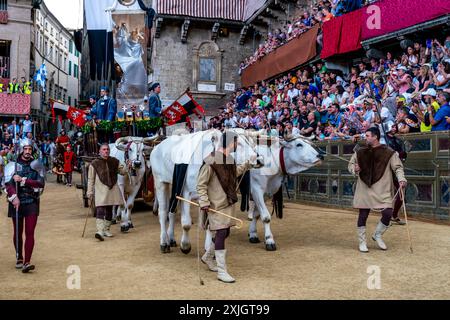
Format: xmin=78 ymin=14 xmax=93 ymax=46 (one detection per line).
xmin=349 ymin=145 xmax=406 ymax=209
xmin=87 ymin=156 xmax=127 ymax=207
xmin=197 ymin=152 xmax=252 ymax=231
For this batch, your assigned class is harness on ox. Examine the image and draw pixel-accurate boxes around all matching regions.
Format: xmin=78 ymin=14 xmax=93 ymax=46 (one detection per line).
xmin=238 ymin=134 xmax=286 ymax=219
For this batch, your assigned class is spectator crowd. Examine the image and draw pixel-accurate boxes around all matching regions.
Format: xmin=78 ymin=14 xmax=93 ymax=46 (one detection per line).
xmin=239 ymin=0 xmax=377 ymax=73
xmin=213 ymin=36 xmax=450 ymax=142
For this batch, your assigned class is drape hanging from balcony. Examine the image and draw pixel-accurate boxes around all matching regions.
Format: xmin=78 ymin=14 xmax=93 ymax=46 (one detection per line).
xmin=321 ymin=9 xmax=363 ymax=59
xmin=0 ymin=93 xmax=31 ymax=115
xmin=241 ymin=24 xmax=320 ymax=87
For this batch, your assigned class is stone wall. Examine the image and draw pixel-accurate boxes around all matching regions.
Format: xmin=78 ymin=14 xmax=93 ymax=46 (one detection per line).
xmin=150 ymin=20 xmax=255 ymax=115
xmin=0 ymin=1 xmax=32 ymax=82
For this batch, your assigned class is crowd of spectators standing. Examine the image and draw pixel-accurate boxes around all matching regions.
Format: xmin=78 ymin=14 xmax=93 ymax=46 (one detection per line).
xmin=239 ymin=0 xmax=378 ymax=73
xmin=213 ymin=36 xmax=450 ymax=142
xmin=0 ymin=77 xmax=32 ymax=94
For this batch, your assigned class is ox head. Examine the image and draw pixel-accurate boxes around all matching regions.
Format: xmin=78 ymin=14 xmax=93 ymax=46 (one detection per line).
xmin=115 ymin=135 xmax=159 ymax=171
xmin=280 ymin=135 xmax=323 ymax=174
xmin=222 ymin=130 xmax=262 ymax=167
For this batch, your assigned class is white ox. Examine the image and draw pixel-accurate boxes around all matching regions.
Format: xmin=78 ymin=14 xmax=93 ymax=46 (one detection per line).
xmin=150 ymin=129 xmax=260 ymax=253
xmin=110 ymin=136 xmax=159 ymax=232
xmin=230 ymin=129 xmax=323 ymax=251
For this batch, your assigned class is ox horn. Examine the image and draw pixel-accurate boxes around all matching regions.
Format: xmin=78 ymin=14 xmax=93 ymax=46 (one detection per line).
xmin=115 ymin=136 xmax=131 ymax=148
xmin=143 ymin=134 xmax=160 ymax=146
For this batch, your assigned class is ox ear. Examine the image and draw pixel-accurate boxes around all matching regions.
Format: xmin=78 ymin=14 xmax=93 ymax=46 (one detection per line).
xmin=280 ymin=140 xmax=293 ymax=148
xmin=143 ymin=145 xmax=153 ymax=156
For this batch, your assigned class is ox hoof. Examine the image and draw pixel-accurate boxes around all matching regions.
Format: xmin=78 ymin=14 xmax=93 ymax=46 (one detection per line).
xmin=153 ymin=210 xmax=158 ymax=216
xmin=265 ymin=243 xmax=277 ymax=251
xmin=128 ymin=222 xmax=134 ymax=229
xmin=160 ymin=245 xmax=171 ymax=254
xmin=120 ymin=225 xmax=130 ymax=233
xmin=249 ymin=237 xmax=260 ymax=244
xmin=170 ymin=240 xmax=177 ymax=247
xmin=111 ymin=220 xmax=117 ymax=225
xmin=180 ymin=244 xmax=192 ymax=255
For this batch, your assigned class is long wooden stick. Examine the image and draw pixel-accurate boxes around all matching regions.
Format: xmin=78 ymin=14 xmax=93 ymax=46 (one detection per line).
xmin=176 ymin=196 xmax=243 ymax=229
xmin=82 ymin=196 xmax=93 ymax=238
xmin=400 ymin=188 xmax=414 ymax=254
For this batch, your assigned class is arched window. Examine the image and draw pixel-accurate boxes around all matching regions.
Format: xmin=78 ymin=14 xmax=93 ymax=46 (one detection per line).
xmin=193 ymin=41 xmax=223 ymax=93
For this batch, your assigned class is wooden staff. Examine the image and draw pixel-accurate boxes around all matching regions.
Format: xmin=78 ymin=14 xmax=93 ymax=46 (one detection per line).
xmin=176 ymin=196 xmax=243 ymax=229
xmin=82 ymin=196 xmax=94 ymax=238
xmin=400 ymin=188 xmax=414 ymax=254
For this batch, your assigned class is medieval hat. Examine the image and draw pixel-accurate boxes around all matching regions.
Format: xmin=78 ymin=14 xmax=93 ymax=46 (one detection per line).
xmin=149 ymin=83 xmax=160 ymax=91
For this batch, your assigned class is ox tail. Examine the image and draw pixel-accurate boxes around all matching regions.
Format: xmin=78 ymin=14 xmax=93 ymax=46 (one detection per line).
xmin=239 ymin=171 xmax=251 ymax=212
xmin=272 ymin=186 xmax=283 ymax=219
xmin=168 ymin=164 xmax=189 ymax=213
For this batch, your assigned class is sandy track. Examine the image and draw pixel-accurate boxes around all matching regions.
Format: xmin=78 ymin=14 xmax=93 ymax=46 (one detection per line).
xmin=1 ymin=174 xmax=449 ymax=300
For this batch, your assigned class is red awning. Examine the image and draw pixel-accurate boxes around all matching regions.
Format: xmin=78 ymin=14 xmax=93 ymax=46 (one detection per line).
xmin=362 ymin=0 xmax=450 ymax=40
xmin=321 ymin=9 xmax=363 ymax=59
xmin=241 ymin=24 xmax=320 ymax=87
xmin=0 ymin=93 xmax=31 ymax=115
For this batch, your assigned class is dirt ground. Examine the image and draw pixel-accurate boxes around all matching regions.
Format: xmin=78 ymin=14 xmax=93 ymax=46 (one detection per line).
xmin=1 ymin=173 xmax=449 ymax=300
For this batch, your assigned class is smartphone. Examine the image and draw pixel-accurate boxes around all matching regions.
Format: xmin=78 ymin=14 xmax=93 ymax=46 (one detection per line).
xmin=426 ymin=39 xmax=432 ymax=49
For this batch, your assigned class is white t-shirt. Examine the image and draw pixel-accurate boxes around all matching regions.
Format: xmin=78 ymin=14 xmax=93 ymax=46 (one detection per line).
xmin=239 ymin=116 xmax=249 ymax=126
xmin=322 ymin=96 xmax=333 ymax=108
xmin=287 ymin=88 xmax=299 ymax=101
xmin=292 ymin=127 xmax=301 ymax=136
xmin=337 ymin=92 xmax=350 ymax=105
xmin=380 ymin=107 xmax=395 ymax=123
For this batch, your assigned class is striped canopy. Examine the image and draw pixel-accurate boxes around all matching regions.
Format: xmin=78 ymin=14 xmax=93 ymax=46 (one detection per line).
xmin=156 ymin=0 xmax=268 ymax=22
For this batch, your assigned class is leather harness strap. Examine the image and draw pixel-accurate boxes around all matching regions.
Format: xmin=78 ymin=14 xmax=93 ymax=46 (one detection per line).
xmin=279 ymin=146 xmax=288 ymax=176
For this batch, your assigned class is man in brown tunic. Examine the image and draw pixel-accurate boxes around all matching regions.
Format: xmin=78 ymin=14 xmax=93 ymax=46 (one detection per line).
xmin=87 ymin=144 xmax=129 ymax=241
xmin=197 ymin=132 xmax=255 ymax=283
xmin=349 ymin=127 xmax=407 ymax=253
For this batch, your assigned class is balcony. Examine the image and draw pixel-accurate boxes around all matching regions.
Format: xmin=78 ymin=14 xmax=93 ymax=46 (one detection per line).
xmin=0 ymin=93 xmax=31 ymax=115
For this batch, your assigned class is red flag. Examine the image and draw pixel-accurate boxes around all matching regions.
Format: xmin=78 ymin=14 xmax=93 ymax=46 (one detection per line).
xmin=163 ymin=90 xmax=205 ymax=126
xmin=67 ymin=106 xmax=87 ymax=127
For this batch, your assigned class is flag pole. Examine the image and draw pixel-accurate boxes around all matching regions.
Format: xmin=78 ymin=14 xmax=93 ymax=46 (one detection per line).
xmin=13 ymin=115 xmax=20 ymax=263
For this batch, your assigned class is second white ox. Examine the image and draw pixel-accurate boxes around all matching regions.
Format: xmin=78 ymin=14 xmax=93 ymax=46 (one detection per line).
xmin=110 ymin=136 xmax=159 ymax=232
xmin=231 ymin=129 xmax=323 ymax=251
xmin=150 ymin=129 xmax=260 ymax=254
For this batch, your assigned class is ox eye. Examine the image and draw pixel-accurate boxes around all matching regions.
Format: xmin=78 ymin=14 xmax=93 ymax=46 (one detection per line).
xmin=296 ymin=143 xmax=303 ymax=147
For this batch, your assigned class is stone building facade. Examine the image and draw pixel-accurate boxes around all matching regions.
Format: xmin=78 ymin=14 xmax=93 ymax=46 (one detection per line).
xmin=150 ymin=20 xmax=256 ymax=114
xmin=0 ymin=0 xmax=33 ymax=89
xmin=149 ymin=0 xmax=314 ymax=115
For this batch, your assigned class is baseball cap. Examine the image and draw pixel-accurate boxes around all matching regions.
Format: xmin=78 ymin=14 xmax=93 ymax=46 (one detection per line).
xmin=421 ymin=88 xmax=437 ymax=97
xmin=397 ymin=66 xmax=408 ymax=71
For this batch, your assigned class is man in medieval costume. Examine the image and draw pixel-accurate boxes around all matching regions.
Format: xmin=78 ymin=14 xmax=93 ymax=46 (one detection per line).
xmin=89 ymin=86 xmax=117 ymax=143
xmin=197 ymin=131 xmax=255 ymax=283
xmin=349 ymin=127 xmax=407 ymax=253
xmin=4 ymin=138 xmax=45 ymax=273
xmin=87 ymin=143 xmax=129 ymax=241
